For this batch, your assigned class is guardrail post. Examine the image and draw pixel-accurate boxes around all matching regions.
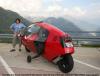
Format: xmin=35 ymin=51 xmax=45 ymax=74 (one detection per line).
xmin=76 ymin=40 xmax=81 ymax=47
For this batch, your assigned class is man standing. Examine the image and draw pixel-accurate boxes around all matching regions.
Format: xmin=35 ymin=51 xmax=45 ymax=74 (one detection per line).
xmin=10 ymin=18 xmax=26 ymax=52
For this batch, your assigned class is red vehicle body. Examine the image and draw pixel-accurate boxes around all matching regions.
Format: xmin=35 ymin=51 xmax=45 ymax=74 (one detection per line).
xmin=20 ymin=21 xmax=74 ymax=73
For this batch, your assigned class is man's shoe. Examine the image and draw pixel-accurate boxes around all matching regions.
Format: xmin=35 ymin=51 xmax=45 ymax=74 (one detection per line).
xmin=10 ymin=49 xmax=16 ymax=52
xmin=19 ymin=49 xmax=21 ymax=52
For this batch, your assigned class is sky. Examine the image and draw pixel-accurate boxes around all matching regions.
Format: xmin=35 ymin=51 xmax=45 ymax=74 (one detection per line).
xmin=0 ymin=0 xmax=100 ymax=23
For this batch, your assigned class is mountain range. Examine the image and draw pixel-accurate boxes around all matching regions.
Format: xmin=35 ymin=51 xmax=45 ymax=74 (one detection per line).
xmin=0 ymin=7 xmax=100 ymax=44
xmin=0 ymin=7 xmax=99 ymax=37
xmin=63 ymin=16 xmax=100 ymax=32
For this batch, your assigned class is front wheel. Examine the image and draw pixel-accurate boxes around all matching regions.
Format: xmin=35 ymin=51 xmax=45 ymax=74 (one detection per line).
xmin=57 ymin=54 xmax=74 ymax=73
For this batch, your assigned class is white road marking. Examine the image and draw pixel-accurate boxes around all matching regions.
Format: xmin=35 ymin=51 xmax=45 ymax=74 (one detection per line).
xmin=0 ymin=56 xmax=15 ymax=75
xmin=74 ymin=59 xmax=100 ymax=71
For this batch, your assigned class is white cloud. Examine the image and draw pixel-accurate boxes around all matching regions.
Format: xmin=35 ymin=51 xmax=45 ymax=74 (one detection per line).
xmin=44 ymin=4 xmax=86 ymax=18
xmin=54 ymin=0 xmax=63 ymax=2
xmin=55 ymin=0 xmax=63 ymax=1
xmin=80 ymin=3 xmax=100 ymax=23
xmin=44 ymin=4 xmax=63 ymax=17
xmin=0 ymin=0 xmax=99 ymax=22
xmin=47 ymin=5 xmax=62 ymax=12
xmin=0 ymin=0 xmax=43 ymax=16
xmin=63 ymin=7 xmax=86 ymax=18
xmin=0 ymin=0 xmax=87 ymax=18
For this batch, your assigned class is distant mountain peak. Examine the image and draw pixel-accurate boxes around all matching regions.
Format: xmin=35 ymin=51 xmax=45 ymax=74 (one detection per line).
xmin=45 ymin=17 xmax=81 ymax=32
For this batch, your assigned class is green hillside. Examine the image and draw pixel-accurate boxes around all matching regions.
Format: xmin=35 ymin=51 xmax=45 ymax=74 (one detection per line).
xmin=0 ymin=7 xmax=31 ymax=34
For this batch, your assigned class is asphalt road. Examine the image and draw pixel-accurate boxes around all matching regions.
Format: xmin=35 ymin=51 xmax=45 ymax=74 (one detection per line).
xmin=0 ymin=43 xmax=100 ymax=75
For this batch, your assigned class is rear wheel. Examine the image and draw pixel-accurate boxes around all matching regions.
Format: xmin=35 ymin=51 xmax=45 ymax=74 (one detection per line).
xmin=27 ymin=55 xmax=32 ymax=63
xmin=57 ymin=54 xmax=74 ymax=73
xmin=25 ymin=47 xmax=30 ymax=52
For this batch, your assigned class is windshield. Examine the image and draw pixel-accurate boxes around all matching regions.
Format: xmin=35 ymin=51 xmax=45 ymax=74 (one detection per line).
xmin=28 ymin=24 xmax=40 ymax=34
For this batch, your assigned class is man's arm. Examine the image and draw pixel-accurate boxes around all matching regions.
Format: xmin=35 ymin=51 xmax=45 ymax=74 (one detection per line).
xmin=22 ymin=23 xmax=26 ymax=28
xmin=19 ymin=24 xmax=27 ymax=36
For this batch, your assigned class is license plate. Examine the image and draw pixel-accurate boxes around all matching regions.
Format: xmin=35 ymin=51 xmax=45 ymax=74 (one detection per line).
xmin=65 ymin=42 xmax=73 ymax=47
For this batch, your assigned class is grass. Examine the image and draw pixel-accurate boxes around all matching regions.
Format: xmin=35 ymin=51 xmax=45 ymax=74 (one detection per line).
xmin=0 ymin=38 xmax=12 ymax=43
xmin=81 ymin=44 xmax=100 ymax=47
xmin=0 ymin=38 xmax=20 ymax=44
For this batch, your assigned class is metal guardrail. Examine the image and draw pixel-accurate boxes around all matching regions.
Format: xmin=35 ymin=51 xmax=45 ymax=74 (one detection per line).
xmin=65 ymin=31 xmax=100 ymax=45
xmin=65 ymin=31 xmax=100 ymax=33
xmin=1 ymin=34 xmax=100 ymax=39
xmin=0 ymin=34 xmax=100 ymax=46
xmin=0 ymin=34 xmax=13 ymax=38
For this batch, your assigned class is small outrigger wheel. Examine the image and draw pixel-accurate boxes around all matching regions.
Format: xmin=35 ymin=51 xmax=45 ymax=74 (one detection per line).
xmin=27 ymin=55 xmax=32 ymax=63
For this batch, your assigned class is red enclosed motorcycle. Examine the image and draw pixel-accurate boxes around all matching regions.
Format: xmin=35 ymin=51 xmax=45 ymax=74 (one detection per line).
xmin=19 ymin=21 xmax=75 ymax=73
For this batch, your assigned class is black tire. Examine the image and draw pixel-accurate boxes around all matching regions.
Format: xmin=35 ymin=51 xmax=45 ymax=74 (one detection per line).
xmin=57 ymin=54 xmax=74 ymax=73
xmin=27 ymin=55 xmax=32 ymax=63
xmin=25 ymin=47 xmax=30 ymax=52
